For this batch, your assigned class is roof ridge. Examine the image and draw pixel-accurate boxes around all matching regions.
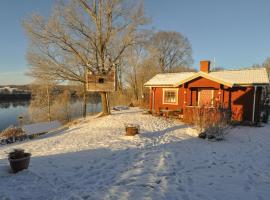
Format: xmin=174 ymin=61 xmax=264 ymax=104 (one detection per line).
xmin=156 ymin=72 xmax=196 ymax=75
xmin=210 ymin=67 xmax=266 ymax=73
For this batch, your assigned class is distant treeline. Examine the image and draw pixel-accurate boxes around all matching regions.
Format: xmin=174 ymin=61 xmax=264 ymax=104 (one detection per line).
xmin=0 ymin=94 xmax=31 ymax=102
xmin=0 ymin=85 xmax=31 ymax=91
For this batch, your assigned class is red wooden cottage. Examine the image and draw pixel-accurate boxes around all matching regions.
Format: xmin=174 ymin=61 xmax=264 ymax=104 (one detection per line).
xmin=145 ymin=60 xmax=269 ymax=123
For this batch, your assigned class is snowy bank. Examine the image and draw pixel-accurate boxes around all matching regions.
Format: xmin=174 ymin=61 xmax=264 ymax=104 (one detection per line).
xmin=0 ymin=108 xmax=270 ymax=200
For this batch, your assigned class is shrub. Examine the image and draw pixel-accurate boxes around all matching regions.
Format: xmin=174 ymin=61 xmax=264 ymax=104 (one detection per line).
xmin=109 ymin=91 xmax=132 ymax=107
xmin=1 ymin=126 xmax=24 ymax=139
xmin=184 ymin=105 xmax=230 ymax=140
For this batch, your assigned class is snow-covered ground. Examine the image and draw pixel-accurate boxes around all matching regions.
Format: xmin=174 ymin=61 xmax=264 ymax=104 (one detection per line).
xmin=0 ymin=108 xmax=270 ymax=200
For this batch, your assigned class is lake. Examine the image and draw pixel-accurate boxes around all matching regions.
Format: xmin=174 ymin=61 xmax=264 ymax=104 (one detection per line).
xmin=0 ymin=100 xmax=101 ymax=131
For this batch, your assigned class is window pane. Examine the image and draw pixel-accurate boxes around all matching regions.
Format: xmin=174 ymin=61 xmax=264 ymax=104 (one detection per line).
xmin=164 ymin=90 xmax=176 ymax=103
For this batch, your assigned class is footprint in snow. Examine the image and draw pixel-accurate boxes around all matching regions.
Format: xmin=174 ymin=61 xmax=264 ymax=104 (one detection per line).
xmin=257 ymin=195 xmax=264 ymax=200
xmin=244 ymin=184 xmax=251 ymax=192
xmin=181 ymin=194 xmax=190 ymax=200
xmin=187 ymin=176 xmax=193 ymax=185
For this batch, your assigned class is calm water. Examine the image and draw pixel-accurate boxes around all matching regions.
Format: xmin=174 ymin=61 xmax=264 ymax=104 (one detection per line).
xmin=0 ymin=100 xmax=101 ymax=131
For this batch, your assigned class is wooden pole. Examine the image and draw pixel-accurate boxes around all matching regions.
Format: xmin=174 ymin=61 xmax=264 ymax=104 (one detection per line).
xmin=46 ymin=85 xmax=51 ymax=122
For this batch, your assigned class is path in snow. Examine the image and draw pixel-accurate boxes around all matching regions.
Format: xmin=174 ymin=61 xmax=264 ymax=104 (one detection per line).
xmin=0 ymin=108 xmax=270 ymax=200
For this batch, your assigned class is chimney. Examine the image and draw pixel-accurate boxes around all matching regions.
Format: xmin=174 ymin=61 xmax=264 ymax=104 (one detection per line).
xmin=200 ymin=60 xmax=211 ymax=73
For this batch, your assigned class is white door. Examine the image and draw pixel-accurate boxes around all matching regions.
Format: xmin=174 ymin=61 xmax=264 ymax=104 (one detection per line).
xmin=198 ymin=89 xmax=214 ymax=107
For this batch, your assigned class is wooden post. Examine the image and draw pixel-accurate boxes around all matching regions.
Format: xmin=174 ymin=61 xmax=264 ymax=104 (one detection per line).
xmin=46 ymin=85 xmax=51 ymax=122
xmin=83 ymin=82 xmax=87 ymax=118
xmin=18 ymin=116 xmax=23 ymax=128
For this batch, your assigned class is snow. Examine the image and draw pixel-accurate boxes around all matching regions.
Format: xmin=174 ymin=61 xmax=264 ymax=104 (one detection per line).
xmin=0 ymin=107 xmax=270 ymax=200
xmin=144 ymin=72 xmax=195 ymax=87
xmin=22 ymin=121 xmax=62 ymax=136
xmin=112 ymin=105 xmax=129 ymax=111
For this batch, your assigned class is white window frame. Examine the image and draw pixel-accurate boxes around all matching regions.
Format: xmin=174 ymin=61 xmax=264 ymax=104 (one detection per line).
xmin=162 ymin=88 xmax=179 ymax=105
xmin=198 ymin=89 xmax=214 ymax=107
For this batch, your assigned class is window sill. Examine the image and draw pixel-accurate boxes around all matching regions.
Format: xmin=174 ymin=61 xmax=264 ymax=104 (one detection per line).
xmin=185 ymin=105 xmax=215 ymax=108
xmin=163 ymin=102 xmax=178 ymax=105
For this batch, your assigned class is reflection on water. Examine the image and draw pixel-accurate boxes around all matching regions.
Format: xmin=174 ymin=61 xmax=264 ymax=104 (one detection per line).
xmin=0 ymin=101 xmax=30 ymax=109
xmin=0 ymin=100 xmax=101 ymax=131
xmin=0 ymin=101 xmax=29 ymax=132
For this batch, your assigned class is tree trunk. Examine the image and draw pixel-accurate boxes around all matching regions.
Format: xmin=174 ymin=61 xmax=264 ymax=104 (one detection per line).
xmin=117 ymin=64 xmax=123 ymax=93
xmin=83 ymin=83 xmax=87 ymax=118
xmin=100 ymin=91 xmax=110 ymax=115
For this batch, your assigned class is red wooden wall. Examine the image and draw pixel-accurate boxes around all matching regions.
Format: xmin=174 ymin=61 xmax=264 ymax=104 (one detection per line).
xmin=149 ymin=76 xmax=262 ymax=122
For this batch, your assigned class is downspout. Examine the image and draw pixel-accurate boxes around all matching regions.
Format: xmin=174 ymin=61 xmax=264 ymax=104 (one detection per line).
xmin=149 ymin=87 xmax=152 ymax=111
xmin=152 ymin=88 xmax=155 ymax=113
xmin=252 ymin=86 xmax=257 ymax=123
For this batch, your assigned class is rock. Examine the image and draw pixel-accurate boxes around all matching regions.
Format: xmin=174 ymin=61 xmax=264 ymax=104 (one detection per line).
xmin=207 ymin=134 xmax=216 ymax=140
xmin=198 ymin=132 xmax=207 ymax=139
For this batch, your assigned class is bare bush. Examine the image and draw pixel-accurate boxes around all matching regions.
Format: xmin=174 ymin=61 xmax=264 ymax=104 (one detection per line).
xmin=109 ymin=91 xmax=133 ymax=107
xmin=184 ymin=106 xmax=230 ymax=140
xmin=1 ymin=127 xmax=24 ymax=139
xmin=53 ymin=90 xmax=72 ymax=122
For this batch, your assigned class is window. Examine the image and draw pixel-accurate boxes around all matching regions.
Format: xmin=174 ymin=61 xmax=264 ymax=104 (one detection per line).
xmin=98 ymin=78 xmax=104 ymax=84
xmin=163 ymin=89 xmax=178 ymax=105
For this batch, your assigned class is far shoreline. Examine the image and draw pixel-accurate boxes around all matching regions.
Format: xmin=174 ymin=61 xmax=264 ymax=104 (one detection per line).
xmin=0 ymin=94 xmax=31 ymax=102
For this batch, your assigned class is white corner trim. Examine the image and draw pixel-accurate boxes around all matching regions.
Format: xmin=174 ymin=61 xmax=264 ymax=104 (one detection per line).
xmin=162 ymin=88 xmax=179 ymax=105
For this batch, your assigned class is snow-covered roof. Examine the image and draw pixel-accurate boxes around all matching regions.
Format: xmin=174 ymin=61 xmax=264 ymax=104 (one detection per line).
xmin=144 ymin=68 xmax=269 ymax=87
xmin=208 ymin=68 xmax=269 ymax=86
xmin=144 ymin=72 xmax=196 ymax=87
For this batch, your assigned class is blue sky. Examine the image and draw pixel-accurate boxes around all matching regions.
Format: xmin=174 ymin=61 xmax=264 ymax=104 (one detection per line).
xmin=0 ymin=0 xmax=270 ymax=85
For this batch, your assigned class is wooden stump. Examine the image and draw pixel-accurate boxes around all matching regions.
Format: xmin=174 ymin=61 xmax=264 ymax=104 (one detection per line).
xmin=125 ymin=124 xmax=140 ymax=136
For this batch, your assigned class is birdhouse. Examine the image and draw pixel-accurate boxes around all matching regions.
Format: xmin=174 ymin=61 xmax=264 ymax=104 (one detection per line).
xmin=87 ymin=67 xmax=117 ymax=92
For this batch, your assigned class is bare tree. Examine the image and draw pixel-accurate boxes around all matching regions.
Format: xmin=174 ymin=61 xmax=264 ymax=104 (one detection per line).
xmin=211 ymin=67 xmax=225 ymax=72
xmin=124 ymin=45 xmax=145 ymax=100
xmin=124 ymin=44 xmax=158 ymax=100
xmin=123 ymin=31 xmax=193 ymax=100
xmin=148 ymin=31 xmax=193 ymax=72
xmin=253 ymin=57 xmax=270 ymax=78
xmin=29 ymin=80 xmax=55 ymax=122
xmin=252 ymin=58 xmax=270 ymax=101
xmin=261 ymin=58 xmax=270 ymax=77
xmin=23 ymin=0 xmax=147 ymax=116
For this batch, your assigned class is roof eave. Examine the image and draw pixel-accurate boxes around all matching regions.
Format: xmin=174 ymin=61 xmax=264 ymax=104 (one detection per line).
xmin=144 ymin=84 xmax=176 ymax=88
xmin=233 ymin=83 xmax=270 ymax=87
